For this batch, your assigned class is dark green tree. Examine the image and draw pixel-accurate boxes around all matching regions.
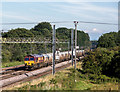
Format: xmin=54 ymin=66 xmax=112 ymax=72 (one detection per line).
xmin=82 ymin=48 xmax=114 ymax=75
xmin=1 ymin=22 xmax=90 ymax=63
xmin=116 ymin=30 xmax=120 ymax=46
xmin=33 ymin=22 xmax=52 ymax=32
xmin=109 ymin=49 xmax=120 ymax=78
xmin=98 ymin=32 xmax=118 ymax=48
xmin=2 ymin=28 xmax=34 ymax=37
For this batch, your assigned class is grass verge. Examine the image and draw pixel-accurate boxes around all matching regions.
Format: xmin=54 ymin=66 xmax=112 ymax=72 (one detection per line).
xmin=3 ymin=62 xmax=119 ymax=90
xmin=2 ymin=61 xmax=24 ymax=68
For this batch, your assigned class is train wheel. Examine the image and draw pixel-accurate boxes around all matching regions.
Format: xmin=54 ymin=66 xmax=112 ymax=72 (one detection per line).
xmin=25 ymin=66 xmax=28 ymax=70
xmin=28 ymin=66 xmax=32 ymax=71
xmin=46 ymin=63 xmax=49 ymax=66
xmin=45 ymin=63 xmax=48 ymax=67
xmin=37 ymin=63 xmax=40 ymax=68
xmin=31 ymin=64 xmax=34 ymax=70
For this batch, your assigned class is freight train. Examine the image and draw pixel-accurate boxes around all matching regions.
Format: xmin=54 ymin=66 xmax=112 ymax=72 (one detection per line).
xmin=24 ymin=50 xmax=85 ymax=69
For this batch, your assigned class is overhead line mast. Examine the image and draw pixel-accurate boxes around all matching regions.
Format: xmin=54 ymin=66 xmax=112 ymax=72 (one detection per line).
xmin=52 ymin=25 xmax=56 ymax=75
xmin=74 ymin=21 xmax=78 ymax=69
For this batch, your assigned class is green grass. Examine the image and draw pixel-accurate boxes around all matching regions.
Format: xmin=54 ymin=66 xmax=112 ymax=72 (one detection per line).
xmin=7 ymin=62 xmax=119 ymax=90
xmin=11 ymin=67 xmax=95 ymax=90
xmin=75 ymin=81 xmax=93 ymax=90
xmin=2 ymin=61 xmax=24 ymax=68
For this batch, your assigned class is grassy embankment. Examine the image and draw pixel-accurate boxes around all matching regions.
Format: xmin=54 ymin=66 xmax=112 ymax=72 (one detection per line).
xmin=5 ymin=62 xmax=119 ymax=91
xmin=2 ymin=61 xmax=24 ymax=68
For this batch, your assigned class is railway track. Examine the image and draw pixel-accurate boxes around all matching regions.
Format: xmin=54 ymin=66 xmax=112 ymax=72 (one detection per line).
xmin=2 ymin=64 xmax=25 ymax=71
xmin=1 ymin=56 xmax=84 ymax=90
xmin=4 ymin=62 xmax=72 ymax=89
xmin=0 ymin=70 xmax=29 ymax=80
xmin=0 ymin=65 xmax=28 ymax=80
xmin=0 ymin=61 xmax=66 ymax=80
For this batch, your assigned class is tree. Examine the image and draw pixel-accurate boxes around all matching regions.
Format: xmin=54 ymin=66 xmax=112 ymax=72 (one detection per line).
xmin=98 ymin=32 xmax=118 ymax=48
xmin=1 ymin=22 xmax=90 ymax=63
xmin=109 ymin=49 xmax=120 ymax=78
xmin=77 ymin=31 xmax=90 ymax=47
xmin=2 ymin=50 xmax=12 ymax=62
xmin=116 ymin=30 xmax=120 ymax=46
xmin=82 ymin=48 xmax=114 ymax=76
xmin=33 ymin=22 xmax=52 ymax=32
xmin=56 ymin=27 xmax=71 ymax=40
xmin=12 ymin=44 xmax=24 ymax=61
xmin=2 ymin=28 xmax=34 ymax=37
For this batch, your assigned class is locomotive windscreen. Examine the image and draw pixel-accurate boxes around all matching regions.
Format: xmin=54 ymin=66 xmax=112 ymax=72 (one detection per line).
xmin=25 ymin=58 xmax=29 ymax=61
xmin=30 ymin=58 xmax=34 ymax=61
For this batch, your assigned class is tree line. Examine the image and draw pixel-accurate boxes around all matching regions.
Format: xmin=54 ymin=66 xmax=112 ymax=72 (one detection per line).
xmin=98 ymin=31 xmax=120 ymax=48
xmin=82 ymin=30 xmax=120 ymax=81
xmin=2 ymin=22 xmax=90 ymax=63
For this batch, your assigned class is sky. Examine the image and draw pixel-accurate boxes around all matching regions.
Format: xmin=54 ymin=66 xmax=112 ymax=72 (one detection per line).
xmin=1 ymin=1 xmax=119 ymax=40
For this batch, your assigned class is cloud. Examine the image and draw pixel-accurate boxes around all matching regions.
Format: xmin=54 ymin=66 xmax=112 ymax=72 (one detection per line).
xmin=84 ymin=28 xmax=104 ymax=40
xmin=52 ymin=2 xmax=117 ymax=22
xmin=4 ymin=15 xmax=33 ymax=21
xmin=2 ymin=2 xmax=118 ymax=40
xmin=93 ymin=28 xmax=97 ymax=32
xmin=85 ymin=28 xmax=102 ymax=34
xmin=2 ymin=11 xmax=34 ymax=22
xmin=2 ymin=2 xmax=117 ymax=23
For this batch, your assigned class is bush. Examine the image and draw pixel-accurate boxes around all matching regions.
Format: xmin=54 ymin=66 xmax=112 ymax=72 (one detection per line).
xmin=82 ymin=47 xmax=120 ymax=81
xmin=49 ymin=78 xmax=57 ymax=85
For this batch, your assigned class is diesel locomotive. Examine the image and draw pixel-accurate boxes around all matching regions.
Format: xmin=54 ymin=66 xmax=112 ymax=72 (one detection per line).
xmin=24 ymin=50 xmax=85 ymax=69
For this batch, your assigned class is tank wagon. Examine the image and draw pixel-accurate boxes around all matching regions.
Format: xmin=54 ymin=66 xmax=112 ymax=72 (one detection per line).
xmin=24 ymin=50 xmax=85 ymax=69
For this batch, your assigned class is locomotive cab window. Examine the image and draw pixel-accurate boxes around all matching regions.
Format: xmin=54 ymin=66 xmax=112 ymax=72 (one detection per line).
xmin=30 ymin=58 xmax=34 ymax=61
xmin=25 ymin=58 xmax=29 ymax=61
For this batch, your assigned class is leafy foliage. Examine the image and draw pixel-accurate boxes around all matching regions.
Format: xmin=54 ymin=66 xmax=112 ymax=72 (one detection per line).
xmin=1 ymin=22 xmax=90 ymax=64
xmin=34 ymin=22 xmax=52 ymax=32
xmin=98 ymin=32 xmax=119 ymax=48
xmin=82 ymin=47 xmax=120 ymax=79
xmin=2 ymin=28 xmax=34 ymax=37
xmin=109 ymin=48 xmax=120 ymax=78
xmin=116 ymin=30 xmax=120 ymax=45
xmin=56 ymin=27 xmax=90 ymax=47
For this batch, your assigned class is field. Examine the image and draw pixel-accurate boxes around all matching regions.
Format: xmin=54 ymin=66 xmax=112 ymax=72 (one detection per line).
xmin=4 ymin=62 xmax=119 ymax=91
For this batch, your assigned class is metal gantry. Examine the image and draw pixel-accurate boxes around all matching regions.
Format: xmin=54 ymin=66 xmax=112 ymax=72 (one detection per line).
xmin=0 ymin=37 xmax=68 ymax=44
xmin=0 ymin=23 xmax=79 ymax=75
xmin=0 ymin=36 xmax=70 ymax=76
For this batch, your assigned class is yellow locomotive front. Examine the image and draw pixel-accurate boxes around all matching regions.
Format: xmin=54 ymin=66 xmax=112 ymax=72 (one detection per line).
xmin=24 ymin=55 xmax=35 ymax=68
xmin=24 ymin=54 xmax=45 ymax=69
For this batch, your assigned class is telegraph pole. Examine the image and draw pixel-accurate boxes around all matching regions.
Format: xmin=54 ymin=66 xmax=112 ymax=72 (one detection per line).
xmin=71 ymin=30 xmax=74 ymax=66
xmin=52 ymin=25 xmax=56 ymax=75
xmin=74 ymin=21 xmax=78 ymax=69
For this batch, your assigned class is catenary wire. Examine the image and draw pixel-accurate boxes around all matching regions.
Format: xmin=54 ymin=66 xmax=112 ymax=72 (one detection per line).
xmin=0 ymin=21 xmax=118 ymax=25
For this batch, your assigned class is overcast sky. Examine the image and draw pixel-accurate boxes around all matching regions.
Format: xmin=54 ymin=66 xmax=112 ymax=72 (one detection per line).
xmin=1 ymin=1 xmax=118 ymax=40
